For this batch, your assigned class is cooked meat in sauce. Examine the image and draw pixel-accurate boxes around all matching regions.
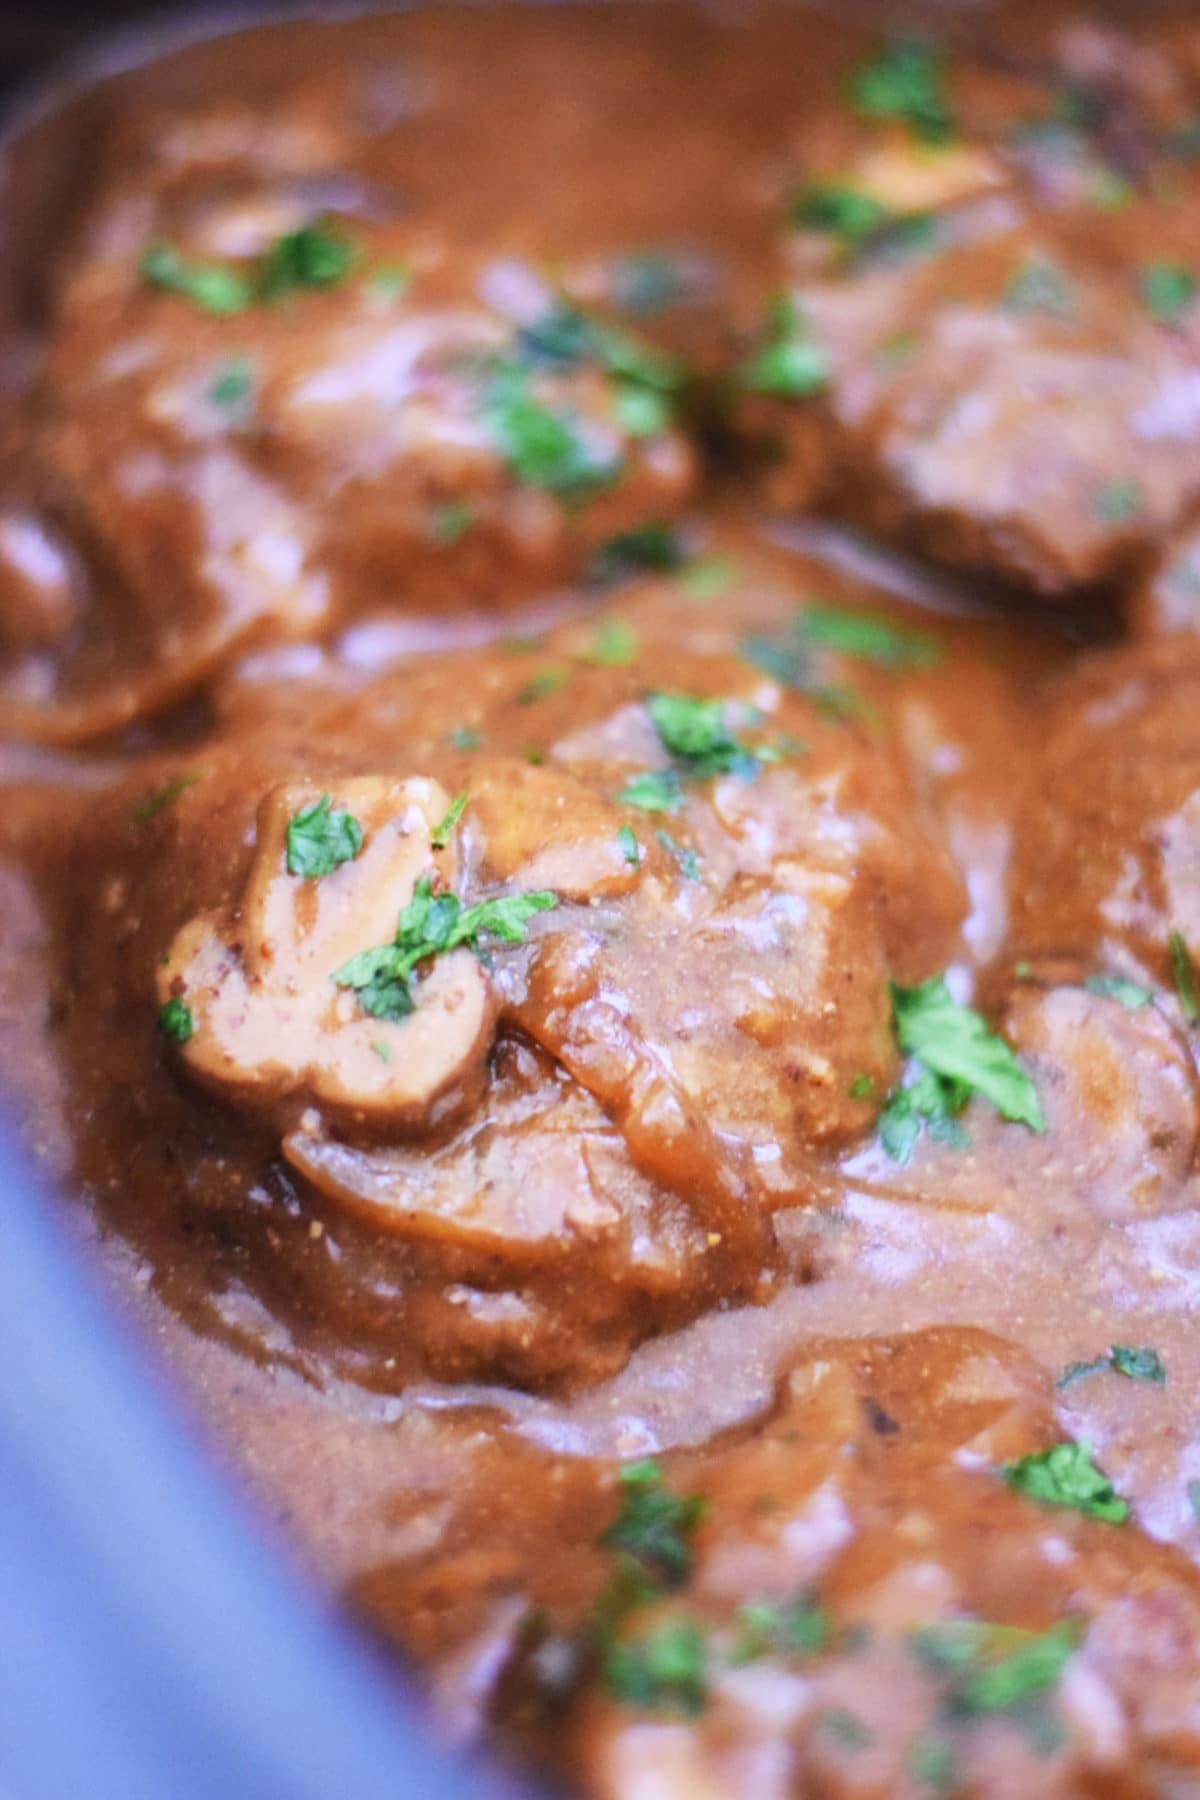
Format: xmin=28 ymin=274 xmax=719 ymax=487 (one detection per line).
xmin=4 ymin=4 xmax=1200 ymax=1795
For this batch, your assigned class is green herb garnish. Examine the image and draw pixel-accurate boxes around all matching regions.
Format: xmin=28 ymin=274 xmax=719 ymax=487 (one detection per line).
xmin=583 ymin=619 xmax=639 ymax=666
xmin=431 ymin=501 xmax=475 ymax=545
xmin=590 ymin=523 xmax=683 ymax=586
xmin=800 ymin=603 xmax=941 ymax=668
xmin=1004 ymin=259 xmax=1074 ymax=317
xmin=1083 ymin=974 xmax=1153 ymax=1010
xmin=600 ymin=1459 xmax=706 ymax=1589
xmin=132 ymin=772 xmax=202 ymax=824
xmin=914 ymin=1619 xmax=1079 ymax=1715
xmin=1002 ymin=1441 xmax=1128 ymax=1524
xmin=654 ymin=829 xmax=701 ymax=881
xmin=258 ymin=222 xmax=355 ymax=299
xmin=603 ymin=1620 xmax=708 ymax=1716
xmin=879 ymin=975 xmax=1043 ymax=1162
xmin=741 ymin=295 xmax=828 ymax=398
xmin=334 ymin=876 xmax=556 ymax=1020
xmin=850 ymin=39 xmax=955 ymax=144
xmin=1170 ymin=928 xmax=1198 ymax=1023
xmin=1092 ymin=479 xmax=1144 ymax=525
xmin=618 ymin=770 xmax=683 ymax=814
xmin=517 ymin=667 xmax=570 ymax=705
xmin=1059 ymin=1344 xmax=1165 ymax=1387
xmin=1142 ymin=262 xmax=1197 ymax=323
xmin=140 ymin=242 xmax=253 ymax=315
xmin=208 ymin=358 xmax=254 ymax=410
xmin=158 ymin=997 xmax=194 ymax=1044
xmin=617 ymin=825 xmax=641 ymax=867
xmin=731 ymin=1599 xmax=830 ymax=1666
xmin=648 ymin=690 xmax=757 ymax=779
xmin=285 ymin=794 xmax=364 ymax=880
xmin=483 ymin=363 xmax=620 ymax=496
xmin=431 ymin=791 xmax=468 ymax=850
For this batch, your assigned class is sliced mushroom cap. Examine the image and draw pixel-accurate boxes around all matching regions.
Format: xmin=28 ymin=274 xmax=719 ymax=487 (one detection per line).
xmin=158 ymin=774 xmax=497 ymax=1139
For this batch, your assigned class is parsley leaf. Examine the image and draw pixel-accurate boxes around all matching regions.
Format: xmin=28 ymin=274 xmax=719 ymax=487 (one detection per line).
xmin=431 ymin=501 xmax=475 ymax=545
xmin=1142 ymin=262 xmax=1197 ymax=324
xmin=431 ymin=791 xmax=468 ymax=850
xmin=582 ymin=619 xmax=639 ymax=666
xmin=131 ymin=771 xmax=202 ymax=824
xmin=142 ymin=220 xmax=354 ymax=315
xmin=483 ymin=363 xmax=620 ymax=496
xmin=617 ymin=824 xmax=641 ymax=867
xmin=603 ymin=1620 xmax=708 ymax=1716
xmin=913 ymin=1620 xmax=1079 ymax=1716
xmin=618 ymin=770 xmax=683 ymax=813
xmin=285 ymin=794 xmax=365 ymax=880
xmin=1092 ymin=478 xmax=1144 ymax=525
xmin=258 ymin=222 xmax=355 ymax=299
xmin=1003 ymin=259 xmax=1074 ymax=317
xmin=1170 ymin=928 xmax=1198 ymax=1024
xmin=851 ymin=39 xmax=956 ymax=144
xmin=1083 ymin=974 xmax=1153 ymax=1010
xmin=800 ymin=603 xmax=941 ymax=668
xmin=517 ymin=667 xmax=570 ymax=704
xmin=208 ymin=358 xmax=254 ymax=411
xmin=654 ymin=828 xmax=701 ymax=881
xmin=158 ymin=997 xmax=194 ymax=1044
xmin=648 ymin=691 xmax=758 ymax=779
xmin=731 ymin=1599 xmax=830 ymax=1665
xmin=1110 ymin=1344 xmax=1166 ymax=1383
xmin=140 ymin=242 xmax=253 ymax=315
xmin=741 ymin=296 xmax=828 ymax=398
xmin=790 ymin=182 xmax=893 ymax=243
xmin=599 ymin=1459 xmax=706 ymax=1589
xmin=590 ymin=523 xmax=683 ymax=586
xmin=1002 ymin=1441 xmax=1128 ymax=1524
xmin=333 ymin=876 xmax=556 ymax=1020
xmin=881 ymin=975 xmax=1044 ymax=1162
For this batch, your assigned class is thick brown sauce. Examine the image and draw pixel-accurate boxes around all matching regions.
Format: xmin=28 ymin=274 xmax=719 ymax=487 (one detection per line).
xmin=5 ymin=4 xmax=1200 ymax=1793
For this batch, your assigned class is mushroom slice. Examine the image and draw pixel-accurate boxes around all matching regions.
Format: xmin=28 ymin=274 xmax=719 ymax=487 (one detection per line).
xmin=158 ymin=774 xmax=497 ymax=1139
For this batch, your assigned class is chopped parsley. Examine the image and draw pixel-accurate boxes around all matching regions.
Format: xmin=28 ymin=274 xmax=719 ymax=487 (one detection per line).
xmin=1059 ymin=1343 xmax=1165 ymax=1389
xmin=603 ymin=1620 xmax=708 ymax=1716
xmin=741 ymin=295 xmax=828 ymax=398
xmin=618 ymin=770 xmax=683 ymax=814
xmin=648 ymin=691 xmax=758 ymax=779
xmin=600 ymin=1459 xmax=706 ymax=1589
xmin=914 ymin=1619 xmax=1079 ymax=1716
xmin=583 ymin=619 xmax=639 ymax=666
xmin=818 ymin=1708 xmax=875 ymax=1751
xmin=517 ymin=667 xmax=570 ymax=704
xmin=654 ymin=828 xmax=701 ymax=881
xmin=617 ymin=824 xmax=641 ymax=867
xmin=676 ymin=553 xmax=738 ymax=602
xmin=142 ymin=219 xmax=354 ymax=315
xmin=879 ymin=975 xmax=1043 ymax=1162
xmin=849 ymin=1073 xmax=875 ymax=1100
xmin=611 ymin=251 xmax=693 ymax=317
xmin=800 ymin=603 xmax=941 ymax=669
xmin=208 ymin=357 xmax=254 ymax=410
xmin=140 ymin=243 xmax=253 ymax=316
xmin=131 ymin=771 xmax=202 ymax=824
xmin=449 ymin=725 xmax=482 ymax=751
xmin=1142 ymin=262 xmax=1197 ymax=323
xmin=158 ymin=997 xmax=194 ymax=1044
xmin=1092 ymin=479 xmax=1144 ymax=525
xmin=590 ymin=523 xmax=683 ymax=586
xmin=790 ymin=182 xmax=894 ymax=243
xmin=431 ymin=501 xmax=475 ymax=545
xmin=285 ymin=794 xmax=364 ymax=880
xmin=333 ymin=876 xmax=556 ymax=1020
xmin=731 ymin=1599 xmax=830 ymax=1665
xmin=257 ymin=222 xmax=355 ymax=300
xmin=1170 ymin=928 xmax=1198 ymax=1023
xmin=850 ymin=39 xmax=955 ymax=145
xmin=1083 ymin=973 xmax=1153 ymax=1010
xmin=483 ymin=363 xmax=620 ymax=496
xmin=1002 ymin=1441 xmax=1128 ymax=1524
xmin=431 ymin=791 xmax=468 ymax=850
xmin=516 ymin=299 xmax=685 ymax=437
xmin=1004 ymin=259 xmax=1074 ymax=317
